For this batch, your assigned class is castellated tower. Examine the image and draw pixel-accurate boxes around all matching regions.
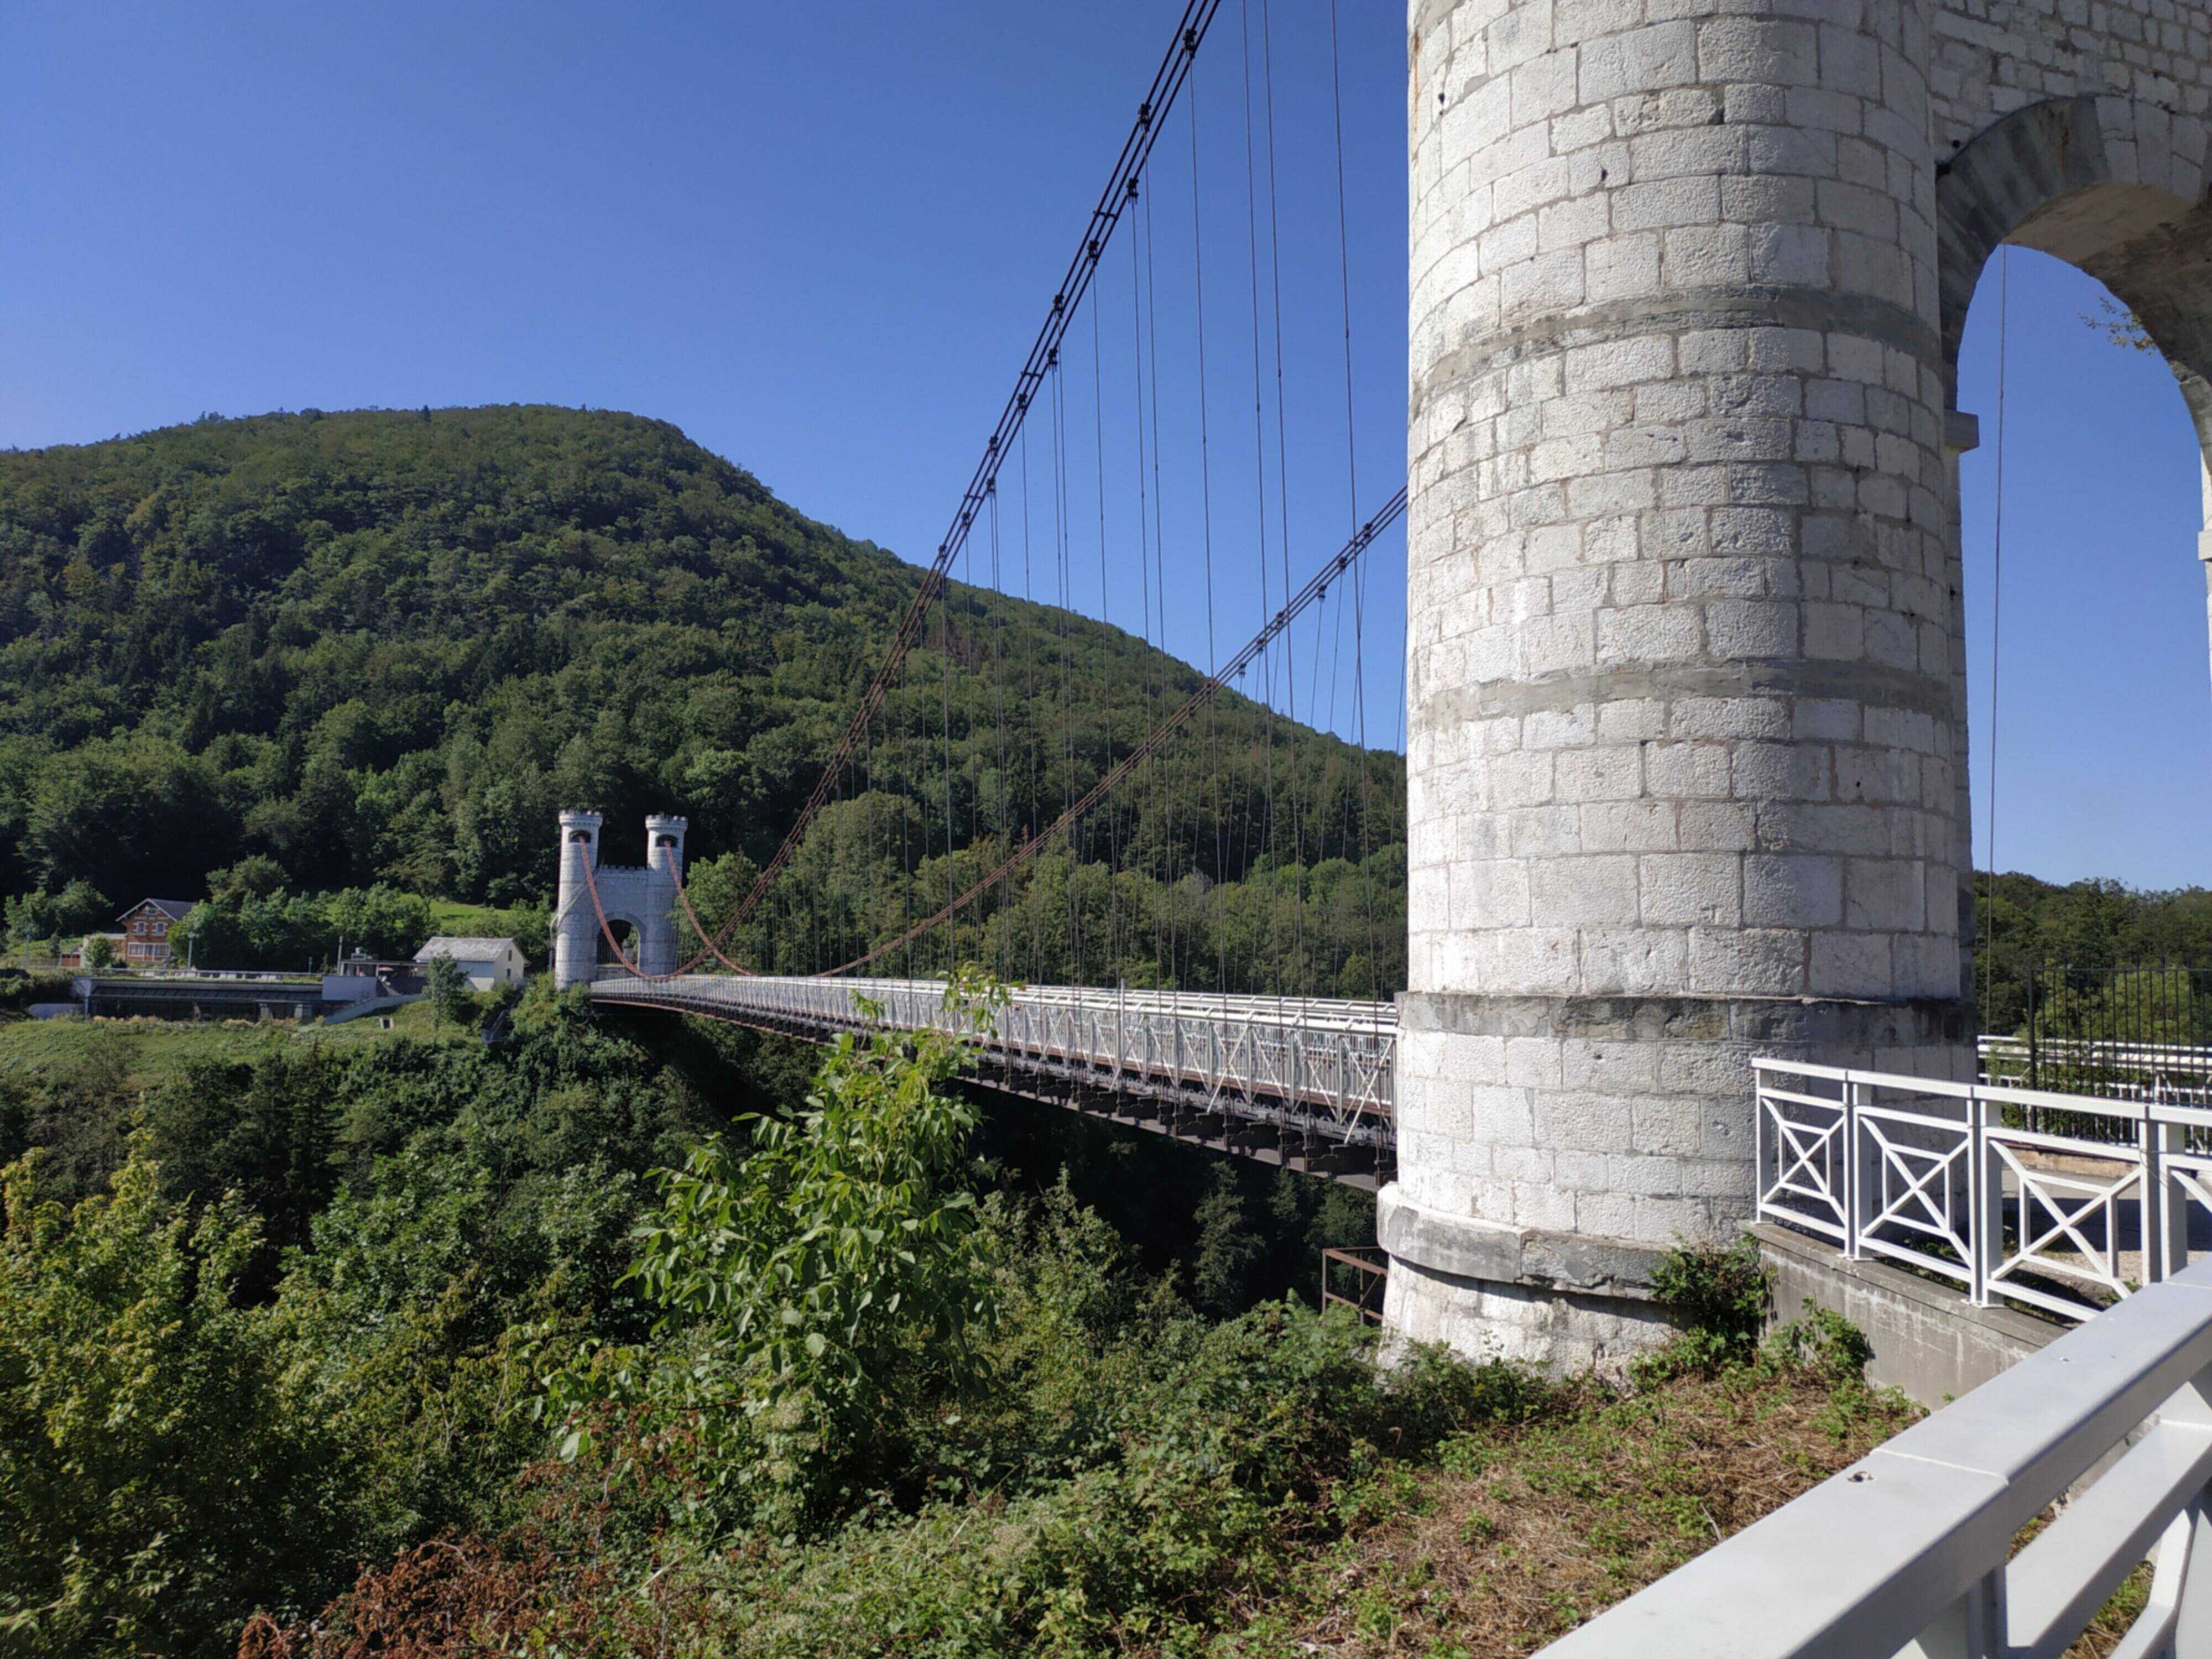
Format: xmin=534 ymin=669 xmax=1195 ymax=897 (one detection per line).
xmin=1391 ymin=0 xmax=1971 ymax=1368
xmin=640 ymin=815 xmax=688 ymax=977
xmin=552 ymin=811 xmax=686 ymax=990
xmin=552 ymin=810 xmax=606 ymax=992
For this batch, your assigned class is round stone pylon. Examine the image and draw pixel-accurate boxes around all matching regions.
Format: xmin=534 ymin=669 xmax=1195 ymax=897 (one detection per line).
xmin=1394 ymin=0 xmax=1973 ymax=1369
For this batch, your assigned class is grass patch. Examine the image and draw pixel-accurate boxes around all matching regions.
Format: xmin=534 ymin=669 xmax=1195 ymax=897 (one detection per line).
xmin=0 ymin=1001 xmax=473 ymax=1088
xmin=307 ymin=996 xmax=476 ymax=1045
xmin=0 ymin=1017 xmax=293 ymax=1087
xmin=1213 ymin=1356 xmax=1914 ymax=1656
xmin=426 ymin=900 xmax=550 ymax=965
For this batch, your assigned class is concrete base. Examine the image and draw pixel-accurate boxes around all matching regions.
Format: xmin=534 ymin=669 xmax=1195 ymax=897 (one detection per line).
xmin=1383 ymin=1256 xmax=1677 ymax=1373
xmin=1752 ymin=1221 xmax=2057 ymax=1407
xmin=1376 ymin=1183 xmax=1676 ymax=1373
xmin=1377 ymin=1183 xmax=2059 ymax=1398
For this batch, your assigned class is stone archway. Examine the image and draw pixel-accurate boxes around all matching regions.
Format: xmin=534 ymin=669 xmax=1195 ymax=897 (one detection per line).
xmin=596 ymin=913 xmax=646 ymax=968
xmin=1938 ymin=96 xmax=2212 ymax=430
xmin=551 ymin=811 xmax=688 ymax=989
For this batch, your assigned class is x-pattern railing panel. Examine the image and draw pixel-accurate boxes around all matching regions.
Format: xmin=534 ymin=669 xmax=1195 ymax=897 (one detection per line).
xmin=2002 ymin=1167 xmax=2137 ymax=1298
xmin=1756 ymin=1058 xmax=2212 ymax=1324
xmin=1756 ymin=1080 xmax=1850 ymax=1242
xmin=590 ymin=975 xmax=1395 ymax=1146
xmin=1852 ymin=1102 xmax=1974 ymax=1288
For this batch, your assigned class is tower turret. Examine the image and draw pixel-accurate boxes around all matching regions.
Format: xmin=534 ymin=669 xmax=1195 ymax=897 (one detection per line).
xmin=639 ymin=815 xmax=688 ymax=976
xmin=552 ymin=809 xmax=606 ymax=991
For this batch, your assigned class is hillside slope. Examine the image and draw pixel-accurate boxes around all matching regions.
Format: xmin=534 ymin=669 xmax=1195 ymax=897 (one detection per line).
xmin=0 ymin=406 xmax=1403 ymax=988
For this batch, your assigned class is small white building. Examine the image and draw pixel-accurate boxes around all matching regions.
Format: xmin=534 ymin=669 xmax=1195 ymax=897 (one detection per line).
xmin=413 ymin=936 xmax=528 ymax=992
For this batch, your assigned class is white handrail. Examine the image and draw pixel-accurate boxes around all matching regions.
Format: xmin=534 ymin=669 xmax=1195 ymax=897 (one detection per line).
xmin=1754 ymin=1057 xmax=2212 ymax=1323
xmin=1536 ymin=1256 xmax=2212 ymax=1658
xmin=588 ymin=973 xmax=1396 ymax=1144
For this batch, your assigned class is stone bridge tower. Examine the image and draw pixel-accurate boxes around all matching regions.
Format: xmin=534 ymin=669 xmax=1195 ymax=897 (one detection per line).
xmin=1394 ymin=0 xmax=2212 ymax=1365
xmin=552 ymin=810 xmax=687 ymax=990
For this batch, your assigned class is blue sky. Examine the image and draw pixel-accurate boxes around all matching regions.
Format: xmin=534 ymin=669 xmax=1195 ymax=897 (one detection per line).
xmin=4 ymin=3 xmax=2205 ymax=889
xmin=1954 ymin=252 xmax=2210 ymax=891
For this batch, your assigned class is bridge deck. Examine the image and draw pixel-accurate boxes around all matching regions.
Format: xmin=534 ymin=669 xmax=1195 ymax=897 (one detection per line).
xmin=589 ymin=975 xmax=1397 ymax=1168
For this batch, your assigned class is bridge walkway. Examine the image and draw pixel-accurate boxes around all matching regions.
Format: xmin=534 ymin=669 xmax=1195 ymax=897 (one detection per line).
xmin=589 ymin=974 xmax=1397 ymax=1186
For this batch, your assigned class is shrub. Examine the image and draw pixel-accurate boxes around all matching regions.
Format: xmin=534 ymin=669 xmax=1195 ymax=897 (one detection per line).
xmin=1637 ymin=1234 xmax=1773 ymax=1381
xmin=1761 ymin=1301 xmax=1875 ymax=1387
xmin=544 ymin=969 xmax=1009 ymax=1535
xmin=424 ymin=954 xmax=474 ymax=1027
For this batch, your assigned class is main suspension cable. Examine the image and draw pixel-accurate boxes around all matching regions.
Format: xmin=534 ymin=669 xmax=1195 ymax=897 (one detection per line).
xmin=704 ymin=1 xmax=1227 ymax=958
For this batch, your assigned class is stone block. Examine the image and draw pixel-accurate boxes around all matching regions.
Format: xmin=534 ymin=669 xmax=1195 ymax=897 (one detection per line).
xmin=1556 ymin=744 xmax=1642 ymax=802
xmin=1809 ymin=930 xmax=1895 ymax=998
xmin=1744 ymin=852 xmax=1843 ymax=927
xmin=1583 ymin=801 xmax=1681 ymax=852
xmin=1530 ymin=855 xmax=1641 ymax=928
xmin=1582 ymin=928 xmax=1692 ymax=994
xmin=1689 ymin=925 xmax=1808 ymax=996
xmin=1678 ymin=801 xmax=1759 ymax=852
xmin=1731 ymin=740 xmax=1829 ymax=802
xmin=1597 ymin=602 xmax=1703 ymax=662
xmin=1639 ymin=852 xmax=1742 ymax=926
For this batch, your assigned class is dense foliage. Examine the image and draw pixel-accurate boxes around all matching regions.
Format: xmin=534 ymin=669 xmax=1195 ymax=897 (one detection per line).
xmin=0 ymin=983 xmax=1432 ymax=1657
xmin=0 ymin=406 xmax=1405 ymax=994
xmin=1974 ymin=871 xmax=2212 ymax=1032
xmin=0 ymin=987 xmax=718 ymax=1647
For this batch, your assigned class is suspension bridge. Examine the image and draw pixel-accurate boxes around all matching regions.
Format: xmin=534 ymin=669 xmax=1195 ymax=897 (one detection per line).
xmin=557 ymin=0 xmax=2212 ymax=1413
xmin=557 ymin=0 xmax=1411 ymax=1181
xmin=555 ymin=0 xmax=2212 ymax=1640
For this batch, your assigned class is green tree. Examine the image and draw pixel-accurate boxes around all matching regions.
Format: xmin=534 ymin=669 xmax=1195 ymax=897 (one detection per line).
xmin=423 ymin=954 xmax=472 ymax=1029
xmin=80 ymin=933 xmax=116 ymax=972
xmin=145 ymin=1050 xmax=339 ymax=1292
xmin=550 ymin=969 xmax=1008 ymax=1530
xmin=0 ymin=1147 xmax=345 ymax=1655
xmin=322 ymin=884 xmax=436 ymax=961
xmin=3 ymin=880 xmax=110 ymax=948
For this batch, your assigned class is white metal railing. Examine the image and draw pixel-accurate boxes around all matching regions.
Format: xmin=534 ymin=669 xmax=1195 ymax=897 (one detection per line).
xmin=1756 ymin=1057 xmax=2212 ymax=1324
xmin=1536 ymin=1254 xmax=2212 ymax=1658
xmin=588 ymin=974 xmax=1395 ymax=1144
xmin=1980 ymin=1034 xmax=2212 ymax=1113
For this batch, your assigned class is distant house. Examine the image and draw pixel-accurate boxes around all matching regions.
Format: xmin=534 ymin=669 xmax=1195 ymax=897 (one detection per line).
xmin=59 ymin=932 xmax=127 ymax=970
xmin=118 ymin=898 xmax=197 ymax=966
xmin=413 ymin=936 xmax=528 ymax=992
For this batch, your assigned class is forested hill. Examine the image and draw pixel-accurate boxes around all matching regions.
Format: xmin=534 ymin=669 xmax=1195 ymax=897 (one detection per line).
xmin=0 ymin=407 xmax=1405 ymax=988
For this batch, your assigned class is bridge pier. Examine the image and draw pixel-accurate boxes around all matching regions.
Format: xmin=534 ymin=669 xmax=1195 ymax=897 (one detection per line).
xmin=1396 ymin=0 xmax=1974 ymax=1367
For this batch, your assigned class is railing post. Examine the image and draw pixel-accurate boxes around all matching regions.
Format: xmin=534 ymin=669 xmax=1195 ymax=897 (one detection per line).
xmin=2028 ymin=969 xmax=2040 ymax=1094
xmin=1754 ymin=1063 xmax=1769 ymax=1222
xmin=1843 ymin=1073 xmax=1863 ymax=1262
xmin=2145 ymin=1497 xmax=2212 ymax=1652
xmin=1898 ymin=1565 xmax=2006 ymax=1659
xmin=2146 ymin=1109 xmax=2188 ymax=1286
xmin=1968 ymin=1088 xmax=1992 ymax=1307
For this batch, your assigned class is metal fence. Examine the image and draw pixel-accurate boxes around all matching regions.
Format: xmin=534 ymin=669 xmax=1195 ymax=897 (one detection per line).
xmin=1981 ymin=965 xmax=2212 ymax=1118
xmin=1320 ymin=1245 xmax=1388 ymax=1323
xmin=1535 ymin=1253 xmax=2212 ymax=1658
xmin=1755 ymin=1056 xmax=2212 ymax=1324
xmin=590 ymin=974 xmax=1396 ymax=1147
